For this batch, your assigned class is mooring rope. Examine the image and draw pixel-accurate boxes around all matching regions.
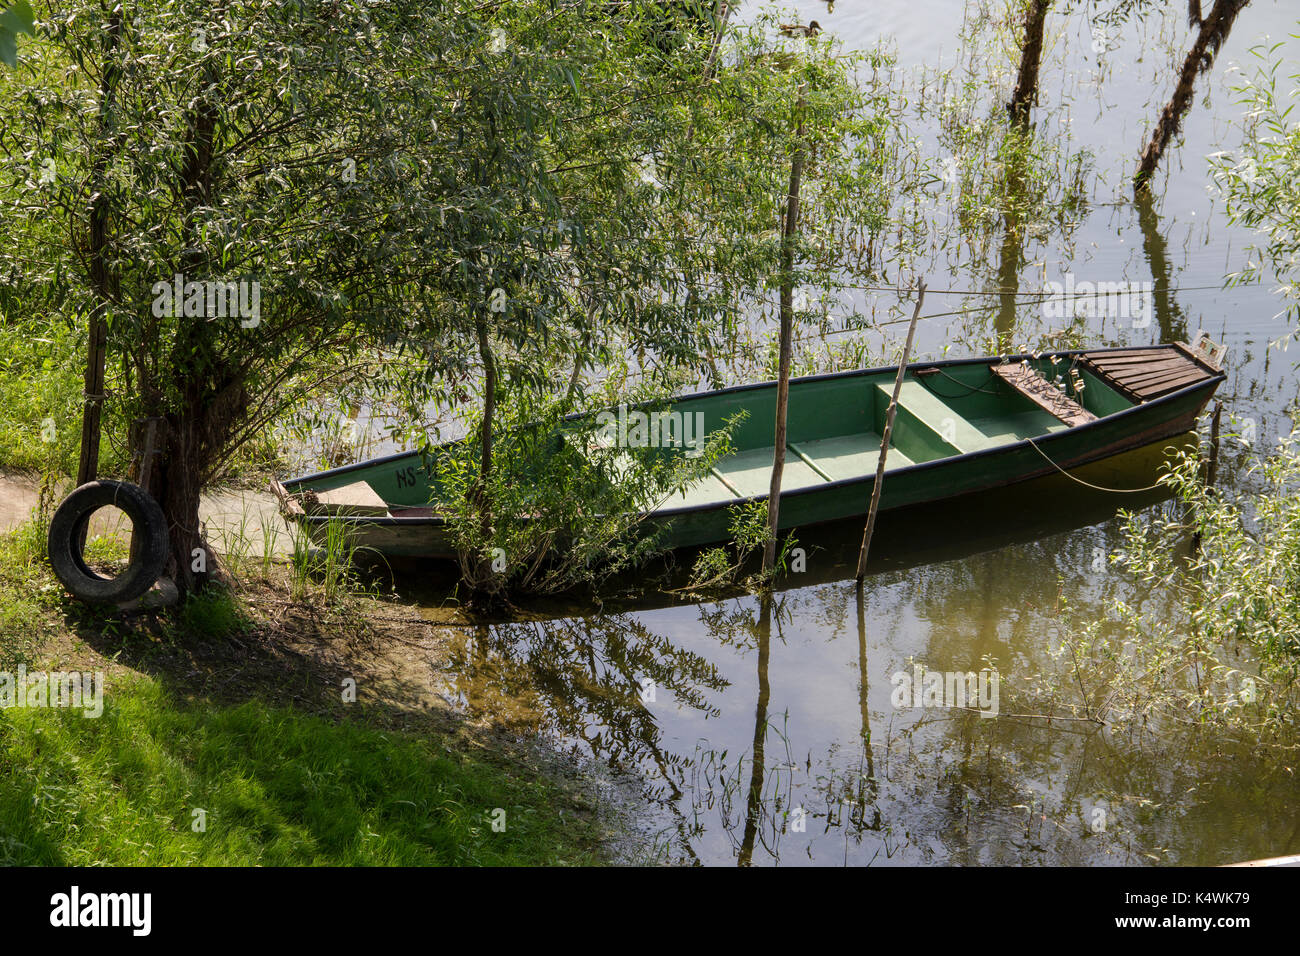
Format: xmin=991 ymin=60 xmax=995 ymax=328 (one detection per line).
xmin=917 ymin=366 xmax=1001 ymax=397
xmin=1023 ymin=434 xmax=1169 ymax=494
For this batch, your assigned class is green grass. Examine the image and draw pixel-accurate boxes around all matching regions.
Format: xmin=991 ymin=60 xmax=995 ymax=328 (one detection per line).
xmin=168 ymin=587 xmax=253 ymax=642
xmin=0 ymin=522 xmax=608 ymax=866
xmin=0 ymin=676 xmax=601 ymax=865
xmin=0 ymin=520 xmax=61 ymax=671
xmin=0 ymin=318 xmax=123 ymax=476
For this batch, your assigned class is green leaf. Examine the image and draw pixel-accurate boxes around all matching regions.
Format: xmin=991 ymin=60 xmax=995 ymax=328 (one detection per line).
xmin=0 ymin=0 xmax=35 ymax=66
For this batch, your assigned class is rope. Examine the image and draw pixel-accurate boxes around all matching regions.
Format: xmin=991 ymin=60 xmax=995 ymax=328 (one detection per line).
xmin=914 ymin=365 xmax=1166 ymax=493
xmin=917 ymin=366 xmax=1001 ymax=397
xmin=1023 ymin=435 xmax=1168 ymax=494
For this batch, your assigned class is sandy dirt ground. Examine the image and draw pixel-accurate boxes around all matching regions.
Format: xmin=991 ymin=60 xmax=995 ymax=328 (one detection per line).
xmin=0 ymin=471 xmax=296 ymax=556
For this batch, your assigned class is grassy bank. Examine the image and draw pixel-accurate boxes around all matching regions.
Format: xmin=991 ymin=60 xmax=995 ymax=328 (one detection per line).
xmin=0 ymin=320 xmax=92 ymax=476
xmin=0 ymin=523 xmax=611 ymax=866
xmin=0 ymin=316 xmax=287 ymax=487
xmin=0 ymin=677 xmax=597 ymax=866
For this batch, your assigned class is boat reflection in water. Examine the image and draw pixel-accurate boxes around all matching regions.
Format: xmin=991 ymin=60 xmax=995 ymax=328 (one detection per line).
xmin=411 ymin=433 xmax=1300 ymax=865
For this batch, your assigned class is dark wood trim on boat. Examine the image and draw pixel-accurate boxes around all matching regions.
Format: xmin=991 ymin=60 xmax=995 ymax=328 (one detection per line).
xmin=1078 ymin=343 xmax=1219 ymax=403
xmin=1173 ymin=339 xmax=1224 ymax=374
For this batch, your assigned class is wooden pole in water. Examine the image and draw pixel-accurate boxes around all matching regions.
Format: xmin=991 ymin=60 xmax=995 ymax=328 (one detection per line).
xmin=762 ymin=88 xmax=806 ymax=576
xmin=855 ymin=280 xmax=926 ymax=583
xmin=1192 ymin=399 xmax=1223 ymax=556
xmin=1206 ymin=400 xmax=1222 ymax=490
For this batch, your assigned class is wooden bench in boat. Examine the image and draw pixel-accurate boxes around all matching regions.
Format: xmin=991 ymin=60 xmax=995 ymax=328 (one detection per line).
xmin=791 ymin=435 xmax=914 ymax=481
xmin=879 ymin=381 xmax=1002 ymax=453
xmin=664 ymin=432 xmax=914 ymax=507
xmin=991 ymin=362 xmax=1097 ymax=427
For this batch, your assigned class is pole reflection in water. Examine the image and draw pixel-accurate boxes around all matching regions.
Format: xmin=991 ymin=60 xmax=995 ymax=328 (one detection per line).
xmin=420 ymin=438 xmax=1300 ymax=865
xmin=737 ymin=594 xmax=772 ymax=866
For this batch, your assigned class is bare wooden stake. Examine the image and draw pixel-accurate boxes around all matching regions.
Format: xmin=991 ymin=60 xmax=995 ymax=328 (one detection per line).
xmin=855 ymin=280 xmax=926 ymax=582
xmin=762 ymin=88 xmax=806 ymax=577
xmin=1206 ymin=400 xmax=1222 ymax=490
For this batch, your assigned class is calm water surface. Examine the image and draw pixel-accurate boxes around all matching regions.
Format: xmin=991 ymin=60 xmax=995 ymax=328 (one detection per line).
xmin=410 ymin=1 xmax=1300 ymax=865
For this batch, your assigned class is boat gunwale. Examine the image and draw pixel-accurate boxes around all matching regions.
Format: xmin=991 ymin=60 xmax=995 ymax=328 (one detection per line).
xmin=279 ymin=345 xmax=1226 ymax=528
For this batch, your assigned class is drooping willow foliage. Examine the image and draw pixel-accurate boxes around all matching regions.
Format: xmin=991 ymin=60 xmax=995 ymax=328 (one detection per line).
xmin=0 ymin=0 xmax=915 ymax=596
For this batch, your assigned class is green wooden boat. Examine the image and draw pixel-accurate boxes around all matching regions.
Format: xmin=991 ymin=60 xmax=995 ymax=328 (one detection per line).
xmin=272 ymin=340 xmax=1226 ymax=559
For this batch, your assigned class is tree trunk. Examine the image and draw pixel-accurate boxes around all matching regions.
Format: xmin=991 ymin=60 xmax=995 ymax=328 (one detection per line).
xmin=762 ymin=93 xmax=805 ymax=576
xmin=472 ymin=312 xmax=498 ymax=584
xmin=159 ymin=418 xmax=209 ymax=592
xmin=76 ymin=314 xmax=108 ymax=487
xmin=1134 ymin=0 xmax=1251 ymax=193
xmin=140 ymin=26 xmax=223 ymax=597
xmin=76 ymin=13 xmax=122 ymax=487
xmin=1007 ymin=0 xmax=1051 ymax=127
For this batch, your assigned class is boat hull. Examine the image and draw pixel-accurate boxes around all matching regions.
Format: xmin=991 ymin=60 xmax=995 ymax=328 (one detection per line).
xmin=276 ymin=345 xmax=1225 ymax=559
xmin=644 ymin=376 xmax=1215 ymax=551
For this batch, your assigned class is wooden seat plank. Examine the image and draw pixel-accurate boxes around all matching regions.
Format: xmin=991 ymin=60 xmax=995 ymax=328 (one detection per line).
xmin=1082 ymin=348 xmax=1167 ymax=359
xmin=1112 ymin=362 xmax=1205 ymax=386
xmin=879 ymin=382 xmax=997 ymax=453
xmin=1091 ymin=356 xmax=1190 ymax=372
xmin=992 ymin=363 xmax=1097 ymax=427
xmin=796 ymin=434 xmax=915 ymax=481
xmin=1136 ymin=372 xmax=1208 ymax=395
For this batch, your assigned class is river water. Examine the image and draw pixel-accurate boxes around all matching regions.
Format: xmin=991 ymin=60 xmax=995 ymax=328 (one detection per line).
xmin=410 ymin=1 xmax=1300 ymax=865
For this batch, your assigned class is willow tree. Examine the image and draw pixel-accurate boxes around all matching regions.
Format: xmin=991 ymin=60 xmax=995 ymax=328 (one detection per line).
xmin=410 ymin=13 xmax=908 ymax=596
xmin=1 ymin=1 xmax=903 ymax=599
xmin=1 ymin=0 xmax=492 ymax=591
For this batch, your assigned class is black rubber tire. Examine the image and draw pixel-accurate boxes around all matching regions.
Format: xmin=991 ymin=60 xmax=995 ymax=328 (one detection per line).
xmin=47 ymin=480 xmax=168 ymax=606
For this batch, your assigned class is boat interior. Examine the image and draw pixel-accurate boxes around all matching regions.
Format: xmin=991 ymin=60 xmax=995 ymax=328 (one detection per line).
xmin=658 ymin=354 xmax=1136 ymax=509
